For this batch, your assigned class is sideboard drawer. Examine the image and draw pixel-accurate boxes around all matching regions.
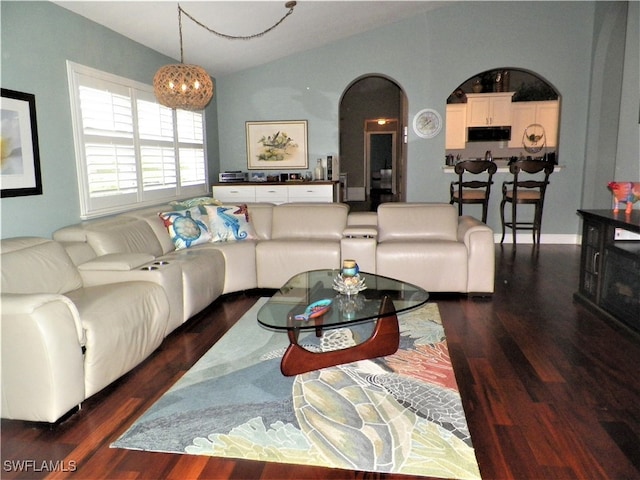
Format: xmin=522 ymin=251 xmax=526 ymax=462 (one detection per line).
xmin=255 ymin=185 xmax=288 ymax=204
xmin=212 ymin=182 xmax=336 ymax=204
xmin=212 ymin=185 xmax=256 ymax=203
xmin=287 ymin=184 xmax=333 ymax=202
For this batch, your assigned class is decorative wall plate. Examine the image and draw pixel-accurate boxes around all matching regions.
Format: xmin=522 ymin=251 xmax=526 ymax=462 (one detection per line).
xmin=413 ymin=108 xmax=442 ymax=138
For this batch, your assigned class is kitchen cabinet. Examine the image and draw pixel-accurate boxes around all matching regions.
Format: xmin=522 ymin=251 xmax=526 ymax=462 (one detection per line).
xmin=445 ymin=104 xmax=467 ymax=149
xmin=536 ymin=101 xmax=559 ymax=147
xmin=509 ymin=100 xmax=559 ymax=148
xmin=212 ymin=182 xmax=336 ymax=204
xmin=466 ymin=92 xmax=514 ymax=127
xmin=574 ymin=210 xmax=640 ymax=333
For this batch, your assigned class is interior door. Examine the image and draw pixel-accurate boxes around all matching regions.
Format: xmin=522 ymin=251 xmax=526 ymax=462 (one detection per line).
xmin=365 ymin=131 xmax=396 ymax=195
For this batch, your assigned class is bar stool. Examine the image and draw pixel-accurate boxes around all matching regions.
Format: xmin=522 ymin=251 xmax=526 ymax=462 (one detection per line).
xmin=500 ymin=159 xmax=554 ymax=246
xmin=449 ymin=160 xmax=497 ymax=223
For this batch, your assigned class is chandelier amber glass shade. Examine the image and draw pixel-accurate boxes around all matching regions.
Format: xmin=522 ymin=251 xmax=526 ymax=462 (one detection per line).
xmin=153 ymin=64 xmax=214 ymax=111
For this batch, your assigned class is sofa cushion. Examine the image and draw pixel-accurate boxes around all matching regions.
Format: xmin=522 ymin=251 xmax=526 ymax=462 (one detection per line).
xmin=377 ymin=203 xmax=458 ymax=242
xmin=376 ymin=240 xmax=468 ymax=292
xmin=246 ymin=203 xmax=274 ymax=240
xmin=65 ymin=281 xmax=169 ymax=397
xmin=1 ymin=237 xmax=83 ymax=295
xmin=205 ymin=204 xmax=257 ymax=242
xmin=270 ymin=203 xmax=349 ymax=241
xmin=347 ymin=211 xmax=378 ymax=227
xmin=119 ymin=205 xmax=176 ymax=255
xmin=204 ymin=241 xmax=258 ymax=293
xmin=158 ymin=207 xmax=212 ymax=250
xmin=256 ymin=240 xmax=341 ymax=288
xmin=157 ymin=248 xmax=225 ymax=325
xmin=86 ymin=219 xmax=164 ymax=257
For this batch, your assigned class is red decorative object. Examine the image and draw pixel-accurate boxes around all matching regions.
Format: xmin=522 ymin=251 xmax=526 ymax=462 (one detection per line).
xmin=608 ymin=181 xmax=640 ymax=215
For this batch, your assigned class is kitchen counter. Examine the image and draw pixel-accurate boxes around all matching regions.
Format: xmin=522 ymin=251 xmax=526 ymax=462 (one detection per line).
xmin=442 ymin=159 xmax=564 ymax=173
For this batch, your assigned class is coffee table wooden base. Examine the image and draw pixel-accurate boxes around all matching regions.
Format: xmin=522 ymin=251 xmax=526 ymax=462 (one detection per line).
xmin=280 ymin=296 xmax=399 ymax=376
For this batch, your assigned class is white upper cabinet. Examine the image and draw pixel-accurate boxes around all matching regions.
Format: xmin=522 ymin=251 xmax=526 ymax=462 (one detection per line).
xmin=466 ymin=92 xmax=515 ymax=126
xmin=509 ymin=100 xmax=559 ymax=148
xmin=535 ymin=101 xmax=559 ymax=148
xmin=445 ymin=104 xmax=467 ymax=149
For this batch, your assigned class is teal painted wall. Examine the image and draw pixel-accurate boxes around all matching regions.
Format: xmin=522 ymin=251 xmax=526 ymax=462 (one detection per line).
xmin=615 ymin=2 xmax=640 ymax=178
xmin=582 ymin=1 xmax=639 ymax=209
xmin=1 ymin=1 xmax=637 ymax=239
xmin=216 ymin=1 xmax=607 ymax=235
xmin=617 ymin=1 xmax=640 ymax=179
xmin=0 ymin=1 xmax=219 ymax=238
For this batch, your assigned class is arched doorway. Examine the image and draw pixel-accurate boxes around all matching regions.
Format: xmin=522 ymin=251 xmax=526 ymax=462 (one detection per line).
xmin=339 ymin=75 xmax=407 ymax=209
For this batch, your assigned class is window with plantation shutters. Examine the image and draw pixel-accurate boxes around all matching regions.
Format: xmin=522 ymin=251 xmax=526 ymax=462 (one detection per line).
xmin=67 ymin=61 xmax=208 ymax=219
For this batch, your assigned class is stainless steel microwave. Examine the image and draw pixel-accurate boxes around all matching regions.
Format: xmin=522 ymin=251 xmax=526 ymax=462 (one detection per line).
xmin=467 ymin=126 xmax=511 ymax=142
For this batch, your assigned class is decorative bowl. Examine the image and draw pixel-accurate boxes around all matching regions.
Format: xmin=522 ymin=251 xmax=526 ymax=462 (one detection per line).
xmin=332 ymin=273 xmax=367 ymax=296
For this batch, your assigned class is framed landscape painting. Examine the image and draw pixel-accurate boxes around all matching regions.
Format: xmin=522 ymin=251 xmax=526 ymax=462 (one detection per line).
xmin=1 ymin=88 xmax=42 ymax=197
xmin=246 ymin=120 xmax=308 ymax=170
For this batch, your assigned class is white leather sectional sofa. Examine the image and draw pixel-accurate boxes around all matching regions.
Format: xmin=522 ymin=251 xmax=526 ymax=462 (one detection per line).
xmin=1 ymin=237 xmax=170 ymax=423
xmin=0 ymin=201 xmax=494 ymax=423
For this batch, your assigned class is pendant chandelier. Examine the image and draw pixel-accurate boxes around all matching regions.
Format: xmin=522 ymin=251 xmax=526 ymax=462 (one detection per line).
xmin=154 ymin=2 xmax=297 ymax=111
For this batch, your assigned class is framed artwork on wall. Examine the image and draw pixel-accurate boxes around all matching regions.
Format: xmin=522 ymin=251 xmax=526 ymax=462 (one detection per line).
xmin=1 ymin=88 xmax=42 ymax=197
xmin=246 ymin=120 xmax=308 ymax=170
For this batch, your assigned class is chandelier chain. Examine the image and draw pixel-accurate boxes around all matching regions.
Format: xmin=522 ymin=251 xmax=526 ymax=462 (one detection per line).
xmin=178 ymin=2 xmax=296 ymax=44
xmin=178 ymin=4 xmax=185 ymax=63
xmin=157 ymin=2 xmax=296 ymax=110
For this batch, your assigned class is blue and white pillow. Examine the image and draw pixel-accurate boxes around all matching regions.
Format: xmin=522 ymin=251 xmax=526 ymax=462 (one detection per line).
xmin=205 ymin=204 xmax=257 ymax=243
xmin=159 ymin=207 xmax=212 ymax=250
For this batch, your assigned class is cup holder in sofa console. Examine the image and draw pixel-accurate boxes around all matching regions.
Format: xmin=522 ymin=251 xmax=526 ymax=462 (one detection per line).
xmin=142 ymin=261 xmax=172 ymax=270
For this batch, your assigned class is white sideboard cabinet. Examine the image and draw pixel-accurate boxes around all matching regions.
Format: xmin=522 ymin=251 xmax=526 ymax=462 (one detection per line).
xmin=213 ymin=182 xmax=336 ymax=204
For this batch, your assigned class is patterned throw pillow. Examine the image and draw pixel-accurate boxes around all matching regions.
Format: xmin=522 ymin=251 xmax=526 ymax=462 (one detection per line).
xmin=159 ymin=207 xmax=212 ymax=250
xmin=169 ymin=196 xmax=221 ymax=210
xmin=205 ymin=204 xmax=257 ymax=243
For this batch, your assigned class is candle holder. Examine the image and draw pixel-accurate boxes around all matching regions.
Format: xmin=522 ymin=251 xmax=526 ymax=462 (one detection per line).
xmin=335 ymin=293 xmax=365 ymax=320
xmin=341 ymin=259 xmax=359 ymax=277
xmin=332 ymin=273 xmax=366 ymax=296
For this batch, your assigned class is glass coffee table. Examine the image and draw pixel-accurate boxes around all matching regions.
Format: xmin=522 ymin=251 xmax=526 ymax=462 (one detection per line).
xmin=257 ymin=269 xmax=429 ymax=376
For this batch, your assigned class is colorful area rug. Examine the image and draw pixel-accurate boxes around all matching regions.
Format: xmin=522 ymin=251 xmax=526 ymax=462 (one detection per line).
xmin=112 ymin=298 xmax=481 ymax=479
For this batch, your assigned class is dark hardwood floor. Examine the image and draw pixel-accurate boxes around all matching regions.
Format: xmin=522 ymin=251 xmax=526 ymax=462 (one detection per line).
xmin=2 ymin=245 xmax=640 ymax=480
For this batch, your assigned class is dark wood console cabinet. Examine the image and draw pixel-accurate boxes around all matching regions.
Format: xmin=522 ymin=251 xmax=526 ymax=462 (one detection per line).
xmin=574 ymin=209 xmax=640 ymax=332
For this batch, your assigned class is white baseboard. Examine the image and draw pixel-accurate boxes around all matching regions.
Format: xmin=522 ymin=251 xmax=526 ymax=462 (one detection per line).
xmin=494 ymin=233 xmax=580 ymax=244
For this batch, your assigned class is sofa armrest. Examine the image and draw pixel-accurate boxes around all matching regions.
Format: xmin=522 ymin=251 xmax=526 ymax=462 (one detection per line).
xmin=457 ymin=215 xmax=495 ymax=295
xmin=78 ymin=253 xmax=156 ymax=271
xmin=457 ymin=215 xmax=491 ymax=243
xmin=341 ymin=225 xmax=378 ymax=274
xmin=1 ymin=293 xmax=86 ymax=422
xmin=77 ymin=260 xmax=184 ymax=331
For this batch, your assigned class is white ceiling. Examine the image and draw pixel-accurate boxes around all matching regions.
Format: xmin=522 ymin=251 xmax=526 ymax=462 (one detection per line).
xmin=53 ymin=1 xmax=445 ymax=77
